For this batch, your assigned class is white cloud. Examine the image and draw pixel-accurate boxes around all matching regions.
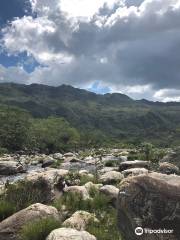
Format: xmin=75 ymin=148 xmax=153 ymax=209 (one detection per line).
xmin=1 ymin=0 xmax=180 ymax=101
xmin=154 ymin=89 xmax=180 ymax=102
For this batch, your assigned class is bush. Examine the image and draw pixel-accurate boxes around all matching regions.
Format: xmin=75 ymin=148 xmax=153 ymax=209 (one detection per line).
xmin=104 ymin=160 xmax=117 ymax=167
xmin=0 ymin=200 xmax=16 ymax=221
xmin=87 ymin=209 xmax=121 ymax=240
xmin=19 ymin=217 xmax=61 ymax=240
xmin=53 ymin=191 xmax=110 ymax=215
xmin=3 ymin=178 xmax=51 ymax=211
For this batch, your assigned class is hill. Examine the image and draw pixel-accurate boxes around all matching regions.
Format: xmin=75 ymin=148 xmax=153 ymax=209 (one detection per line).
xmin=0 ymin=82 xmax=180 ymax=146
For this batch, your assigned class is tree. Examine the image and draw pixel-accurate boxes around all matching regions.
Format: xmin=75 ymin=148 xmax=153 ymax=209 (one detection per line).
xmin=0 ymin=107 xmax=31 ymax=151
xmin=31 ymin=117 xmax=80 ymax=153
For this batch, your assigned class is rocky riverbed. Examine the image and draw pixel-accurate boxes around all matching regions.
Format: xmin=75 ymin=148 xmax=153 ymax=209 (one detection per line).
xmin=0 ymin=148 xmax=180 ymax=240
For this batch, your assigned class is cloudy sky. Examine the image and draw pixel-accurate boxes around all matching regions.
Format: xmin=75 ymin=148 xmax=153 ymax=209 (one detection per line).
xmin=0 ymin=0 xmax=180 ymax=101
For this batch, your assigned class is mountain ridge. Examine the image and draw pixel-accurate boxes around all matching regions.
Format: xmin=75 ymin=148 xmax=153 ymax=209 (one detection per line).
xmin=0 ymin=82 xmax=180 ymax=146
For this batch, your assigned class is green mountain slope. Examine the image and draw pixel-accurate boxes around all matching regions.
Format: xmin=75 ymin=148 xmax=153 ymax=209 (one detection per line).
xmin=0 ymin=82 xmax=180 ymax=146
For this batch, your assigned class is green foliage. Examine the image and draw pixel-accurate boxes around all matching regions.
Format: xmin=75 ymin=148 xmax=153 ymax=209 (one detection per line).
xmin=0 ymin=107 xmax=31 ymax=151
xmin=3 ymin=178 xmax=51 ymax=211
xmin=31 ymin=117 xmax=80 ymax=153
xmin=19 ymin=217 xmax=61 ymax=240
xmin=0 ymin=200 xmax=16 ymax=221
xmin=87 ymin=209 xmax=121 ymax=240
xmin=104 ymin=160 xmax=118 ymax=167
xmin=53 ymin=190 xmax=121 ymax=240
xmin=64 ymin=172 xmax=95 ymax=186
xmin=53 ymin=191 xmax=110 ymax=215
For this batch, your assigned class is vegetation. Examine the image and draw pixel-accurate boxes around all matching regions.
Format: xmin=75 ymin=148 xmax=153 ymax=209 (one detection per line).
xmin=0 ymin=83 xmax=179 ymax=153
xmin=0 ymin=200 xmax=16 ymax=221
xmin=1 ymin=178 xmax=51 ymax=212
xmin=53 ymin=190 xmax=121 ymax=239
xmin=18 ymin=217 xmax=61 ymax=240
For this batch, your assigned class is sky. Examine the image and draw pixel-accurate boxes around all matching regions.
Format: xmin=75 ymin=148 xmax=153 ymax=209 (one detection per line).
xmin=0 ymin=0 xmax=180 ymax=101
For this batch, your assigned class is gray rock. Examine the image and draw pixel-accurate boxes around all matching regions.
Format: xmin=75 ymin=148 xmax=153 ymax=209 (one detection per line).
xmin=0 ymin=161 xmax=26 ymax=175
xmin=122 ymin=168 xmax=149 ymax=178
xmin=100 ymin=185 xmax=119 ymax=204
xmin=159 ymin=162 xmax=179 ymax=175
xmin=119 ymin=160 xmax=150 ymax=171
xmin=46 ymin=228 xmax=96 ymax=240
xmin=62 ymin=211 xmax=98 ymax=230
xmin=100 ymin=171 xmax=124 ymax=184
xmin=117 ymin=172 xmax=180 ymax=240
xmin=0 ymin=203 xmax=60 ymax=240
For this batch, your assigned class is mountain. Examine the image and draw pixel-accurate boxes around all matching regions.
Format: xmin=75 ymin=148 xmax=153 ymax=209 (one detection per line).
xmin=0 ymin=82 xmax=180 ymax=146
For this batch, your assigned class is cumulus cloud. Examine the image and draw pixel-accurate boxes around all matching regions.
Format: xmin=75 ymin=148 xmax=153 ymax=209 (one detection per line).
xmin=1 ymin=0 xmax=180 ymax=101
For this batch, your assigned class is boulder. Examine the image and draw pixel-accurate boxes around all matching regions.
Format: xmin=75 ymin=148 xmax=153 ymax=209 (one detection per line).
xmin=46 ymin=228 xmax=96 ymax=240
xmin=53 ymin=153 xmax=63 ymax=160
xmin=119 ymin=160 xmax=150 ymax=171
xmin=122 ymin=168 xmax=149 ymax=178
xmin=117 ymin=172 xmax=180 ymax=240
xmin=64 ymin=152 xmax=75 ymax=158
xmin=0 ymin=203 xmax=60 ymax=240
xmin=26 ymin=169 xmax=69 ymax=201
xmin=62 ymin=211 xmax=98 ymax=230
xmin=98 ymin=167 xmax=119 ymax=174
xmin=100 ymin=171 xmax=124 ymax=184
xmin=159 ymin=162 xmax=179 ymax=175
xmin=42 ymin=159 xmax=55 ymax=168
xmin=100 ymin=185 xmax=119 ymax=204
xmin=160 ymin=149 xmax=180 ymax=168
xmin=64 ymin=186 xmax=90 ymax=200
xmin=0 ymin=161 xmax=26 ymax=175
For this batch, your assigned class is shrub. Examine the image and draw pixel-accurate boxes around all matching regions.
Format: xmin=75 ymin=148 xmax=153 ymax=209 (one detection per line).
xmin=53 ymin=191 xmax=110 ymax=215
xmin=3 ymin=178 xmax=51 ymax=211
xmin=87 ymin=209 xmax=121 ymax=240
xmin=0 ymin=200 xmax=16 ymax=221
xmin=18 ymin=217 xmax=61 ymax=240
xmin=104 ymin=160 xmax=117 ymax=167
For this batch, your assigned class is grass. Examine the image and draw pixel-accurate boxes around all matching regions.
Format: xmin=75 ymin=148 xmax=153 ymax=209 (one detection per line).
xmin=18 ymin=217 xmax=61 ymax=240
xmin=87 ymin=209 xmax=121 ymax=240
xmin=53 ymin=190 xmax=121 ymax=240
xmin=1 ymin=177 xmax=52 ymax=213
xmin=64 ymin=172 xmax=96 ymax=186
xmin=53 ymin=190 xmax=110 ymax=215
xmin=0 ymin=200 xmax=16 ymax=221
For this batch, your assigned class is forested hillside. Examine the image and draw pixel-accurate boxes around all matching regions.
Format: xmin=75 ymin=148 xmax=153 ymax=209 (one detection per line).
xmin=0 ymin=82 xmax=180 ymax=152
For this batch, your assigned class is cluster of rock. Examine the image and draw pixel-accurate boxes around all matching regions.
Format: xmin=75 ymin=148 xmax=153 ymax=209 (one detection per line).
xmin=0 ymin=148 xmax=180 ymax=239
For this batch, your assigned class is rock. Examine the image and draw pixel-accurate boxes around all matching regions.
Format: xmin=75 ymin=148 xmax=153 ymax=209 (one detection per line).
xmin=117 ymin=172 xmax=180 ymax=240
xmin=42 ymin=159 xmax=55 ymax=168
xmin=0 ymin=161 xmax=26 ymax=175
xmin=0 ymin=203 xmax=60 ymax=240
xmin=26 ymin=169 xmax=69 ymax=201
xmin=122 ymin=168 xmax=149 ymax=178
xmin=119 ymin=156 xmax=128 ymax=162
xmin=62 ymin=211 xmax=98 ymax=230
xmin=46 ymin=228 xmax=96 ymax=240
xmin=160 ymin=149 xmax=180 ymax=168
xmin=100 ymin=171 xmax=124 ymax=184
xmin=119 ymin=160 xmax=150 ymax=171
xmin=79 ymin=170 xmax=89 ymax=175
xmin=53 ymin=153 xmax=63 ymax=160
xmin=159 ymin=162 xmax=179 ymax=175
xmin=64 ymin=186 xmax=90 ymax=200
xmin=98 ymin=167 xmax=119 ymax=174
xmin=64 ymin=152 xmax=75 ymax=158
xmin=100 ymin=185 xmax=119 ymax=204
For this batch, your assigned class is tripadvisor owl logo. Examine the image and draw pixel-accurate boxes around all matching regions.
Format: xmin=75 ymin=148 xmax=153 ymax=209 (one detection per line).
xmin=135 ymin=227 xmax=144 ymax=236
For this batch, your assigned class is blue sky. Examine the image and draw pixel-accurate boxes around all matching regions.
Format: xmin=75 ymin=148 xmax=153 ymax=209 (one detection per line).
xmin=1 ymin=0 xmax=180 ymax=101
